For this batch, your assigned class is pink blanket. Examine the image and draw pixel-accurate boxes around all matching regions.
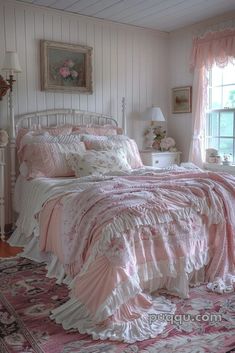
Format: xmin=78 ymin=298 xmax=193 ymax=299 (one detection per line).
xmin=39 ymin=171 xmax=235 ymax=342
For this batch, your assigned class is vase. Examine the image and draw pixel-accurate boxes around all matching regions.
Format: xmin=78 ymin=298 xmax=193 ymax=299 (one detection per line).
xmin=152 ymin=140 xmax=161 ymax=150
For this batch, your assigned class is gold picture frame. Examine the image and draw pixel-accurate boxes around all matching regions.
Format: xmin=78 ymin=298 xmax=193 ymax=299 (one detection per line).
xmin=40 ymin=40 xmax=92 ymax=94
xmin=172 ymin=86 xmax=192 ymax=113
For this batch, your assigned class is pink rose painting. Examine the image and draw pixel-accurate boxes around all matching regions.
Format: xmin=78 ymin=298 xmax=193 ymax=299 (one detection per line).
xmin=41 ymin=40 xmax=92 ymax=93
xmin=58 ymin=59 xmax=79 ymax=81
xmin=59 ymin=66 xmax=70 ymax=78
xmin=58 ymin=60 xmax=79 ymax=81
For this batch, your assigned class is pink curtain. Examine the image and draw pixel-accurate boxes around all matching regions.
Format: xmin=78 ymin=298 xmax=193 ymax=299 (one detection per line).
xmin=189 ymin=29 xmax=235 ymax=166
xmin=190 ymin=28 xmax=235 ymax=69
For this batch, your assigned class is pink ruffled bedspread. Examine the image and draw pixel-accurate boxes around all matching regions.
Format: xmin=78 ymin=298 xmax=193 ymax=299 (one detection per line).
xmin=39 ymin=171 xmax=235 ymax=342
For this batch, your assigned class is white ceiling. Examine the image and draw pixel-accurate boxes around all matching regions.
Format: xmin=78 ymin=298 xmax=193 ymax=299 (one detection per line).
xmin=16 ymin=0 xmax=235 ymax=32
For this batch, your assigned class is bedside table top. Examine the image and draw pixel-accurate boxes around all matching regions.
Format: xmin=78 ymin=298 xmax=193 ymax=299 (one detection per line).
xmin=140 ymin=150 xmax=181 ymax=154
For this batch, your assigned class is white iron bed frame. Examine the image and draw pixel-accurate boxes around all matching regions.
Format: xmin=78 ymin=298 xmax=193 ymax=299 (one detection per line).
xmin=3 ymin=97 xmax=126 ymax=240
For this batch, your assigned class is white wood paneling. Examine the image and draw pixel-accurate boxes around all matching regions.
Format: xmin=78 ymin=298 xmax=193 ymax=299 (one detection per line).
xmin=16 ymin=0 xmax=235 ymax=31
xmin=35 ymin=10 xmax=46 ymax=111
xmin=93 ymin=0 xmax=144 ymax=19
xmin=78 ymin=18 xmax=88 ymax=112
xmin=44 ymin=13 xmax=54 ymax=110
xmin=102 ymin=23 xmax=111 ymax=115
xmin=86 ymin=20 xmax=96 ymax=112
xmin=77 ymin=0 xmax=121 ymax=17
xmin=110 ymin=25 xmax=118 ymax=119
xmin=0 ymin=0 xmax=169 ymax=224
xmin=66 ymin=0 xmax=100 ymax=13
xmin=52 ymin=14 xmax=63 ymax=110
xmin=4 ymin=4 xmax=16 ymax=50
xmin=51 ymin=0 xmax=78 ymax=11
xmin=62 ymin=16 xmax=72 ymax=109
xmin=94 ymin=22 xmax=103 ymax=115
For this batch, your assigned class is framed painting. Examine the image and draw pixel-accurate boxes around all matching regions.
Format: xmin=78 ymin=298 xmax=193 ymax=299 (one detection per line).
xmin=172 ymin=86 xmax=192 ymax=113
xmin=40 ymin=40 xmax=92 ymax=94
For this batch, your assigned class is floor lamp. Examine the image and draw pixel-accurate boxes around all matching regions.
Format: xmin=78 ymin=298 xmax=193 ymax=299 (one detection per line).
xmin=0 ymin=76 xmax=10 ymax=240
xmin=1 ymin=51 xmax=22 ymax=229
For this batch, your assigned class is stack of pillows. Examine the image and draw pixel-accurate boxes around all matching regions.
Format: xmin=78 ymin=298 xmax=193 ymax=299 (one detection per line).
xmin=17 ymin=124 xmax=143 ymax=179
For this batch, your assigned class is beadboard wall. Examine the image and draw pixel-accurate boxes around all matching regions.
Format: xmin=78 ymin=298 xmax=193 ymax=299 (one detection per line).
xmin=0 ymin=0 xmax=169 ymax=224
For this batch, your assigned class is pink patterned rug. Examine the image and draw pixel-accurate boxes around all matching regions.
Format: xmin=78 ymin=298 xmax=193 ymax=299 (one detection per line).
xmin=0 ymin=257 xmax=235 ymax=353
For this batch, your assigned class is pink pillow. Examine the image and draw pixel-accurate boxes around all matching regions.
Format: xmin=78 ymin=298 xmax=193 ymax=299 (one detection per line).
xmin=82 ymin=135 xmax=143 ymax=169
xmin=16 ymin=126 xmax=73 ymax=150
xmin=18 ymin=131 xmax=81 ymax=162
xmin=21 ymin=142 xmax=86 ymax=179
xmin=72 ymin=124 xmax=122 ymax=136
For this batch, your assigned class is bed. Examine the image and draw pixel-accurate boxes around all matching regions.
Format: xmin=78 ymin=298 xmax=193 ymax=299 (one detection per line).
xmin=7 ymin=105 xmax=235 ymax=343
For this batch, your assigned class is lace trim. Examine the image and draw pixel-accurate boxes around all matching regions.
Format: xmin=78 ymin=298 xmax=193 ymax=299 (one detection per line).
xmin=50 ymin=295 xmax=176 ymax=343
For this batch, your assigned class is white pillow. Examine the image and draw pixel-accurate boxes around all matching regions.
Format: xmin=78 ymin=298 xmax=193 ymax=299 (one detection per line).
xmin=66 ymin=149 xmax=132 ymax=177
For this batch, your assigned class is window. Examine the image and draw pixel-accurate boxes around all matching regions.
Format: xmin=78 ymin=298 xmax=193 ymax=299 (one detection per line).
xmin=205 ymin=63 xmax=235 ymax=163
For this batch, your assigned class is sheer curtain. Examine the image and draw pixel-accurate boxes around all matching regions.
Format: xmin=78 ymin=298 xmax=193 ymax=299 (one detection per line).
xmin=189 ymin=28 xmax=235 ymax=167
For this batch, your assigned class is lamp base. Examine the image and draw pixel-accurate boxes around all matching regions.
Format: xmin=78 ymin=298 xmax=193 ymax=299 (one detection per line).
xmin=6 ymin=74 xmax=15 ymax=92
xmin=144 ymin=127 xmax=155 ymax=149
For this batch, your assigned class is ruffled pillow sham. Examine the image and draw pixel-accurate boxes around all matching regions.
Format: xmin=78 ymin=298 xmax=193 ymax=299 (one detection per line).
xmin=66 ymin=149 xmax=131 ymax=177
xmin=20 ymin=141 xmax=86 ymax=179
xmin=72 ymin=124 xmax=122 ymax=136
xmin=16 ymin=126 xmax=73 ymax=150
xmin=81 ymin=135 xmax=143 ymax=169
xmin=18 ymin=131 xmax=82 ymax=162
xmin=16 ymin=124 xmax=122 ymax=150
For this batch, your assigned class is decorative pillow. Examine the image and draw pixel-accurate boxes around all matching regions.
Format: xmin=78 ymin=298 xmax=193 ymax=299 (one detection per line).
xmin=81 ymin=135 xmax=143 ymax=169
xmin=18 ymin=131 xmax=81 ymax=161
xmin=72 ymin=124 xmax=122 ymax=136
xmin=16 ymin=126 xmax=73 ymax=150
xmin=21 ymin=142 xmax=86 ymax=179
xmin=79 ymin=134 xmax=108 ymax=147
xmin=66 ymin=149 xmax=131 ymax=177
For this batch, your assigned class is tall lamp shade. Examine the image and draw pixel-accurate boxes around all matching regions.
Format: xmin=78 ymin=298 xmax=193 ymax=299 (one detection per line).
xmin=143 ymin=106 xmax=165 ymax=124
xmin=2 ymin=51 xmax=22 ymax=74
xmin=143 ymin=106 xmax=165 ymax=149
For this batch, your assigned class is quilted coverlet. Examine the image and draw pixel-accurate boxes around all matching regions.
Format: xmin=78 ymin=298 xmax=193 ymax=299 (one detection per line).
xmin=37 ymin=171 xmax=235 ymax=342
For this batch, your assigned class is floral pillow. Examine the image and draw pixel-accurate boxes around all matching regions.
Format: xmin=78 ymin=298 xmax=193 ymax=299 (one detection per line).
xmin=81 ymin=135 xmax=143 ymax=169
xmin=66 ymin=149 xmax=131 ymax=177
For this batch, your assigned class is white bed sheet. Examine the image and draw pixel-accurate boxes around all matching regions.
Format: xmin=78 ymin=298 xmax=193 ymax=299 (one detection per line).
xmin=14 ymin=175 xmax=77 ymax=214
xmin=12 ymin=174 xmax=106 ymax=246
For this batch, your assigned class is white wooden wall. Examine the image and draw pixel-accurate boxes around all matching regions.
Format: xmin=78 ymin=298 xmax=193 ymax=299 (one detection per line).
xmin=0 ymin=0 xmax=169 ymax=224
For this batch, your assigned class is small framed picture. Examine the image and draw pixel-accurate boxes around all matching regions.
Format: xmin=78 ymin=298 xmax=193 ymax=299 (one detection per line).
xmin=40 ymin=40 xmax=92 ymax=94
xmin=172 ymin=86 xmax=192 ymax=113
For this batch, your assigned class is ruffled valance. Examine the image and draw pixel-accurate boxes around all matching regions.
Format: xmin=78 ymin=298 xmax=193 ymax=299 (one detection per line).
xmin=190 ymin=28 xmax=235 ymax=70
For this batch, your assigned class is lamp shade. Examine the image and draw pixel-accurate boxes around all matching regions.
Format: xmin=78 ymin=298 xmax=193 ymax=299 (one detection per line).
xmin=143 ymin=106 xmax=165 ymax=122
xmin=2 ymin=51 xmax=22 ymax=73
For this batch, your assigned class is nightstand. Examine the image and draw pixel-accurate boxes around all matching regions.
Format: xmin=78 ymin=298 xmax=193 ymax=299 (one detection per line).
xmin=140 ymin=150 xmax=181 ymax=168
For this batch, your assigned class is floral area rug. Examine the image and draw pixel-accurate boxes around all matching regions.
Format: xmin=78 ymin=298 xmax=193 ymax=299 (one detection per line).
xmin=0 ymin=257 xmax=235 ymax=353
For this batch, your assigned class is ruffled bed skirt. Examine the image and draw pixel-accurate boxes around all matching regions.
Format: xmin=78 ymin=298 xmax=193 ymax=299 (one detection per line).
xmin=8 ymin=228 xmax=214 ymax=343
